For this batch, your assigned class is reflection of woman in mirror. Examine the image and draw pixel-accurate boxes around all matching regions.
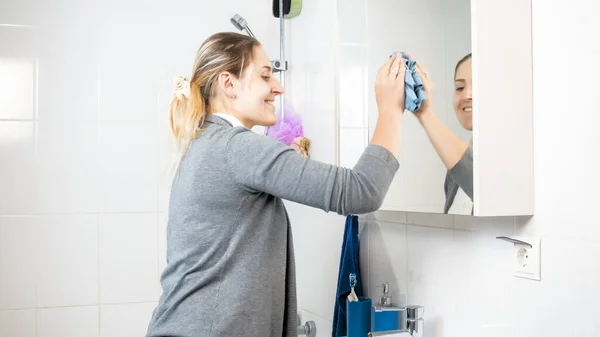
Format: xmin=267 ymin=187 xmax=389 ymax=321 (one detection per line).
xmin=414 ymin=53 xmax=473 ymax=214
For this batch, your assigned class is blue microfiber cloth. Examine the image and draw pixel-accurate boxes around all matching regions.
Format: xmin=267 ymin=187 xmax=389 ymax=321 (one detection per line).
xmin=332 ymin=215 xmax=364 ymax=337
xmin=390 ymin=51 xmax=428 ymax=112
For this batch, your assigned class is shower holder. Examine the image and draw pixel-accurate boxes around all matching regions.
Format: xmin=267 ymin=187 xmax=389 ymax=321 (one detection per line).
xmin=271 ymin=59 xmax=288 ymax=73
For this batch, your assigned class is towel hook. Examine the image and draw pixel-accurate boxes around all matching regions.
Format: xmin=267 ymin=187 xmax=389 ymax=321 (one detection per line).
xmin=297 ymin=315 xmax=316 ymax=337
xmin=495 ymin=236 xmax=532 ymax=248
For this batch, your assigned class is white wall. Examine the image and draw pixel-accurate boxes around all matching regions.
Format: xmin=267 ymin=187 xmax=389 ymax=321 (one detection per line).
xmin=294 ymin=0 xmax=600 ymax=336
xmin=0 ymin=0 xmax=282 ymax=335
xmin=284 ymin=1 xmax=342 ymax=335
xmin=2 ymin=0 xmax=600 ymax=337
xmin=352 ymin=0 xmax=600 ymax=337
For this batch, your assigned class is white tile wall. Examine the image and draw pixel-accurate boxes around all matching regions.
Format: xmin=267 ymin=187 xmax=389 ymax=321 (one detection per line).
xmin=512 ymin=238 xmax=600 ymax=337
xmin=0 ymin=0 xmax=283 ymax=334
xmin=286 ymin=202 xmax=345 ymax=320
xmin=38 ymin=307 xmax=99 ymax=337
xmin=97 ymin=19 xmax=160 ymax=124
xmin=0 ymin=217 xmax=38 ymax=310
xmin=0 ymin=309 xmax=36 ymax=337
xmin=0 ymin=121 xmax=37 ymax=215
xmin=158 ymin=212 xmax=169 ymax=296
xmin=354 ymin=215 xmax=518 ymax=337
xmin=100 ymin=303 xmax=157 ymax=337
xmin=36 ymin=215 xmax=99 ymax=308
xmin=337 ymin=0 xmax=367 ymax=45
xmin=97 ymin=122 xmax=158 ymax=213
xmin=339 ymin=128 xmax=368 ymax=168
xmin=36 ymin=122 xmax=99 ymax=214
xmin=0 ymin=58 xmax=35 ymax=120
xmin=406 ymin=226 xmax=460 ymax=335
xmin=339 ymin=44 xmax=368 ymax=129
xmin=158 ymin=123 xmax=174 ymax=213
xmin=2 ymin=1 xmax=600 ymax=337
xmin=285 ymin=0 xmax=347 ymax=331
xmin=99 ymin=214 xmax=159 ymax=304
xmin=299 ymin=308 xmax=333 ymax=337
xmin=36 ymin=25 xmax=99 ymax=123
xmin=366 ymin=221 xmax=408 ymax=307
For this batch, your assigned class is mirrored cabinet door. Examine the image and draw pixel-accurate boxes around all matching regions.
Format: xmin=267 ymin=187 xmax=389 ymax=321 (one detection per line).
xmin=337 ymin=0 xmax=534 ymax=217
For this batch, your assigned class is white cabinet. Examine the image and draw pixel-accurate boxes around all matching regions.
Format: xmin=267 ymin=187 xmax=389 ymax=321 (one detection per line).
xmin=336 ymin=0 xmax=533 ymax=216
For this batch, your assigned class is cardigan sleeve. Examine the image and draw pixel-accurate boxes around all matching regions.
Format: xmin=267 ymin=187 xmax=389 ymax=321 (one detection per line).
xmin=225 ymin=128 xmax=400 ymax=215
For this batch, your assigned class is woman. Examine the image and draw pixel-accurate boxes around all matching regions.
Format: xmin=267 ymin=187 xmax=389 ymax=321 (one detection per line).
xmin=145 ymin=32 xmax=411 ymax=337
xmin=414 ymin=53 xmax=473 ymax=214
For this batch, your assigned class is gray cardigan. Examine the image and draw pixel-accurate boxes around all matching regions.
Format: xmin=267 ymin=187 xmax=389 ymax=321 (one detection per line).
xmin=443 ymin=145 xmax=474 ymax=214
xmin=146 ymin=114 xmax=399 ymax=337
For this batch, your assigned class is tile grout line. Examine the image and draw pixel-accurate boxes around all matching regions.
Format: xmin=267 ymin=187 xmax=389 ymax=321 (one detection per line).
xmin=0 ymin=211 xmax=161 ymax=217
xmin=0 ymin=301 xmax=159 ymax=312
xmin=35 ymin=222 xmax=39 ymax=337
xmin=97 ymin=214 xmax=102 ymax=336
xmin=366 ymin=217 xmax=370 ymax=299
xmin=35 ymin=285 xmax=38 ymax=337
xmin=97 ymin=61 xmax=102 ymax=337
xmin=298 ymin=308 xmax=333 ymax=324
xmin=157 ymin=213 xmax=161 ymax=299
xmin=156 ymin=69 xmax=162 ymax=301
xmin=404 ymin=222 xmax=409 ymax=304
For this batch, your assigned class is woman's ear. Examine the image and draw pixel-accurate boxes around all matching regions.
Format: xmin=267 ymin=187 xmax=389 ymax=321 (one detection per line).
xmin=217 ymin=71 xmax=236 ymax=98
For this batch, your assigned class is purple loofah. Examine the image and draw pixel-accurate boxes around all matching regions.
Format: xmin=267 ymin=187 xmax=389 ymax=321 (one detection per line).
xmin=266 ymin=101 xmax=304 ymax=146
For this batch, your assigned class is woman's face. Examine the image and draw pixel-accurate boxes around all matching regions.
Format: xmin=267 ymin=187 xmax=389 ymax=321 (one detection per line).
xmin=230 ymin=46 xmax=284 ymax=128
xmin=453 ymin=57 xmax=472 ymax=131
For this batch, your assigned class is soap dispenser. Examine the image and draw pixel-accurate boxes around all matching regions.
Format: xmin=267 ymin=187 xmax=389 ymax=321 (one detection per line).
xmin=379 ymin=282 xmax=393 ymax=307
xmin=371 ymin=282 xmax=402 ymax=332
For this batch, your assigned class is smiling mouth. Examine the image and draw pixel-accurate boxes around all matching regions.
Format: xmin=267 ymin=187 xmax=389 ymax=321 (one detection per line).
xmin=463 ymin=107 xmax=472 ymax=113
xmin=265 ymin=100 xmax=275 ymax=106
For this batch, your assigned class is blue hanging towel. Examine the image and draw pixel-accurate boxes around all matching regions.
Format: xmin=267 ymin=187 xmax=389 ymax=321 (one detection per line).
xmin=332 ymin=215 xmax=364 ymax=337
xmin=390 ymin=51 xmax=428 ymax=112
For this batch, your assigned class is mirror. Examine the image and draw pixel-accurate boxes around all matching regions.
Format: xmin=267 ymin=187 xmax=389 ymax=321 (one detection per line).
xmin=339 ymin=0 xmax=534 ymax=217
xmin=338 ymin=0 xmax=473 ymax=214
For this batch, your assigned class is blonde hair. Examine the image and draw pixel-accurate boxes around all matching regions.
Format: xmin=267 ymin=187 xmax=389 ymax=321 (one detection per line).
xmin=169 ymin=32 xmax=260 ymax=162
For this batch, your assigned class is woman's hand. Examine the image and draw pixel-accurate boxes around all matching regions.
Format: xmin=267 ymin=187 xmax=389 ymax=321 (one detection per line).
xmin=369 ymin=54 xmax=406 ymax=159
xmin=375 ymin=53 xmax=406 ymax=114
xmin=409 ymin=60 xmax=469 ymax=171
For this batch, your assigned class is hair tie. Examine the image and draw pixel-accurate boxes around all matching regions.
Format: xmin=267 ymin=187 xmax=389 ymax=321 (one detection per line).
xmin=173 ymin=75 xmax=191 ymax=100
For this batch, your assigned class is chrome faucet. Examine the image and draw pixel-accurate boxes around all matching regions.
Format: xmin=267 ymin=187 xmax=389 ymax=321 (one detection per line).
xmin=368 ymin=305 xmax=424 ymax=337
xmin=404 ymin=305 xmax=424 ymax=337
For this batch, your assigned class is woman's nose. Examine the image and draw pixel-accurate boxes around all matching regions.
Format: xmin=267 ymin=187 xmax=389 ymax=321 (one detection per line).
xmin=272 ymin=79 xmax=284 ymax=95
xmin=465 ymin=86 xmax=473 ymax=99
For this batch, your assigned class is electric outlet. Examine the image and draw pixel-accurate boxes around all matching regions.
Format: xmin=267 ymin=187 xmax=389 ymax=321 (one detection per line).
xmin=513 ymin=237 xmax=541 ymax=281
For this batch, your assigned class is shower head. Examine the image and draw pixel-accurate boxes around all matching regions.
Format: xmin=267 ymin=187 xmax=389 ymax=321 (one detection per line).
xmin=230 ymin=14 xmax=255 ymax=38
xmin=230 ymin=14 xmax=246 ymax=31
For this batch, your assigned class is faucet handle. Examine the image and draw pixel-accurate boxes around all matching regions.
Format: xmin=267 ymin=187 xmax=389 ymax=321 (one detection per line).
xmin=405 ymin=305 xmax=424 ymax=319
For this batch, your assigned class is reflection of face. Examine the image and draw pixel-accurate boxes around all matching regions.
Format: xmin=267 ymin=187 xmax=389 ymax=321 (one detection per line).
xmin=232 ymin=46 xmax=284 ymax=128
xmin=453 ymin=57 xmax=472 ymax=131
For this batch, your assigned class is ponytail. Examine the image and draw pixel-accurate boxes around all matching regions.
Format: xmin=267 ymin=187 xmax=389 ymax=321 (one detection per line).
xmin=169 ymin=76 xmax=207 ymax=164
